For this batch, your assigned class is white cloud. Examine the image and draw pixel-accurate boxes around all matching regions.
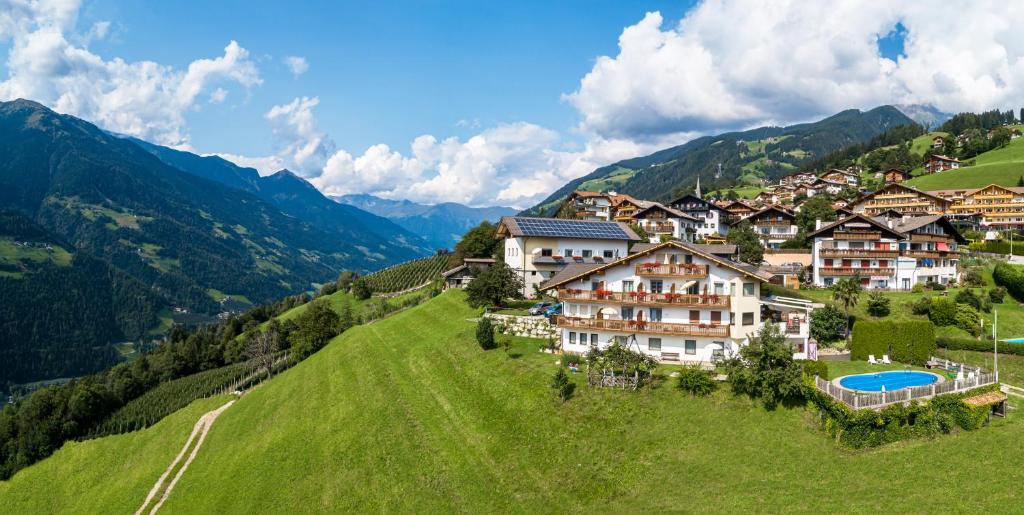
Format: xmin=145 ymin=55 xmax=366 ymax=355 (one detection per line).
xmin=210 ymin=152 xmax=284 ymax=175
xmin=263 ymin=96 xmax=334 ymax=174
xmin=566 ymin=2 xmax=1024 ymax=140
xmin=284 ymin=55 xmax=308 ymax=77
xmin=0 ymin=0 xmax=261 ymax=147
xmin=208 ymin=87 xmax=227 ymax=104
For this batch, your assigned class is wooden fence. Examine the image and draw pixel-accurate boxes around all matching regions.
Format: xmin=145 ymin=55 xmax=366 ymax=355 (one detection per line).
xmin=814 ymin=372 xmax=998 ymax=410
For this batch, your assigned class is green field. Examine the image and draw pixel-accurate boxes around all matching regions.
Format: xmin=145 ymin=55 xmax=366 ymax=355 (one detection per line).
xmin=578 ymin=166 xmax=637 ymax=192
xmin=907 ymin=136 xmax=1024 ymax=190
xmin=712 ymin=185 xmax=766 ymax=199
xmin=0 ymin=396 xmax=231 ymax=513
xmin=909 ymin=131 xmax=949 ymax=156
xmin=4 ymin=291 xmax=1020 ymax=511
xmin=0 ymin=238 xmax=73 ymax=278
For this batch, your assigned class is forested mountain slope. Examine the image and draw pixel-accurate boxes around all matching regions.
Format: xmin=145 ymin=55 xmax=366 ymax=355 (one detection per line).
xmin=525 ymin=106 xmax=915 ymax=214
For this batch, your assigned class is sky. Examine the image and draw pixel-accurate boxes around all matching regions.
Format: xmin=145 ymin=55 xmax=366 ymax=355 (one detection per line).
xmin=1 ymin=1 xmax=1023 ymax=209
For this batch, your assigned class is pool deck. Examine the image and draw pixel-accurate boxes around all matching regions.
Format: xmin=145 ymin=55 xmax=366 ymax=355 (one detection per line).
xmin=829 ymin=370 xmax=945 ymax=390
xmin=815 ymin=367 xmax=998 ymax=411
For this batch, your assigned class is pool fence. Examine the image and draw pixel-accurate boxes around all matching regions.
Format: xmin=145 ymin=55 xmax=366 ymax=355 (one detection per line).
xmin=814 ymin=371 xmax=998 ymax=410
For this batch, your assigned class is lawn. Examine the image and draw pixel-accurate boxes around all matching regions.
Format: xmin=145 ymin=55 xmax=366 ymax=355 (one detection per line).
xmin=906 ymin=136 xmax=1024 ymax=190
xmin=909 ymin=131 xmax=948 ymax=156
xmin=0 ymin=396 xmax=232 ymax=513
xmin=936 ymin=348 xmax=1024 ymax=388
xmin=4 ymin=291 xmax=1019 ymax=512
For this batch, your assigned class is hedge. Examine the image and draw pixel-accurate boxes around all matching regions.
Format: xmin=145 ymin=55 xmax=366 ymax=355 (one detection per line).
xmin=850 ymin=320 xmax=935 ymax=365
xmin=805 ymin=380 xmax=999 ymax=448
xmin=937 ymin=335 xmax=1024 ymax=357
xmin=797 ymin=359 xmax=829 ymax=380
xmin=992 ymin=262 xmax=1024 ymax=302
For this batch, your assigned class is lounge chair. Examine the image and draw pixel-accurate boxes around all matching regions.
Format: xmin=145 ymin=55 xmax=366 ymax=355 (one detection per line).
xmin=881 ymin=355 xmax=892 ymax=364
xmin=868 ymin=355 xmax=879 ymax=365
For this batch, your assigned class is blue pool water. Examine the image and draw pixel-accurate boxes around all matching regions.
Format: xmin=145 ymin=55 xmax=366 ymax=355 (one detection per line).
xmin=838 ymin=371 xmax=939 ymax=392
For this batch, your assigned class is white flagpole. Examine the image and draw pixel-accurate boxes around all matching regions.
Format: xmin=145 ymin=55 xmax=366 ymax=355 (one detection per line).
xmin=993 ymin=309 xmax=998 ymax=381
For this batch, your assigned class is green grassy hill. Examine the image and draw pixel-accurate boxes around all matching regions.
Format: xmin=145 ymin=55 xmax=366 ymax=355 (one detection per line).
xmin=4 ymin=290 xmax=1021 ymax=511
xmin=907 ymin=136 xmax=1024 ymax=190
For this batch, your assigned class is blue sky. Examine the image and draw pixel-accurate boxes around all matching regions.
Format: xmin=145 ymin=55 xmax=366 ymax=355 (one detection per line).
xmin=1 ymin=1 xmax=1018 ymax=208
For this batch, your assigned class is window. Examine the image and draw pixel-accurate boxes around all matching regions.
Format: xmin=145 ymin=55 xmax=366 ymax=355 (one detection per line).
xmin=684 ymin=254 xmax=693 ymax=264
xmin=564 ymin=249 xmax=574 ymax=257
xmin=590 ymin=333 xmax=598 ymax=347
xmin=742 ymin=283 xmax=755 ymax=296
xmin=582 ymin=249 xmax=593 ymax=258
xmin=714 ymin=282 xmax=724 ymax=295
xmin=531 ymin=271 xmax=537 ymax=276
xmin=742 ymin=312 xmax=755 ymax=325
xmin=621 ymin=306 xmax=634 ymax=321
xmin=689 ymin=310 xmax=699 ymax=323
xmin=568 ymin=332 xmax=576 ymax=345
xmin=685 ymin=340 xmax=697 ymax=355
xmin=649 ymin=308 xmax=663 ymax=322
xmin=648 ymin=338 xmax=662 ymax=351
xmin=541 ymin=248 xmax=553 ymax=257
xmin=824 ymin=278 xmax=834 ymax=286
xmin=650 ymin=280 xmax=664 ymax=293
xmin=603 ymin=250 xmax=614 ymax=259
xmin=622 ymin=280 xmax=634 ymax=293
xmin=591 ymin=281 xmax=601 ymax=291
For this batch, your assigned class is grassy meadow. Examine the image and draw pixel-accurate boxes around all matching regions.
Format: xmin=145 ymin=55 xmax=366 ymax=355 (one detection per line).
xmin=907 ymin=135 xmax=1024 ymax=190
xmin=3 ymin=291 xmax=1020 ymax=512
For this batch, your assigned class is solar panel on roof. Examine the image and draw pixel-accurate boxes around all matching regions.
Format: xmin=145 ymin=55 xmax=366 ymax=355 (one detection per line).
xmin=514 ymin=218 xmax=630 ymax=239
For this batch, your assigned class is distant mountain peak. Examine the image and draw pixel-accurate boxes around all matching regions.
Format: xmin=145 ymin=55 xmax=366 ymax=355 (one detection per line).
xmin=893 ymin=104 xmax=953 ymax=129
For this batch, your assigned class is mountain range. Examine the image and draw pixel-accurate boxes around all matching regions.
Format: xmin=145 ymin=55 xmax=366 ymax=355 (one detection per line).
xmin=334 ymin=194 xmax=516 ymax=250
xmin=0 ymin=99 xmax=429 ymax=386
xmin=524 ymin=105 xmax=917 ymax=215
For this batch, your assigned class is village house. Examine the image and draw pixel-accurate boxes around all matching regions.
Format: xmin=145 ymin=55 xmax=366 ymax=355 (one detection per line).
xmin=931 ymin=135 xmax=945 ymax=149
xmin=779 ymin=172 xmax=818 ymax=187
xmin=883 ymin=168 xmax=910 ymax=184
xmin=806 ymin=178 xmax=845 ymax=197
xmin=735 ymin=205 xmax=799 ymax=249
xmin=565 ymin=191 xmax=614 ymax=221
xmin=609 ymin=194 xmax=650 ymax=223
xmin=633 ymin=203 xmax=698 ymax=243
xmin=932 ymin=184 xmax=1024 ymax=230
xmin=667 ymin=193 xmax=731 ymax=240
xmin=820 ymin=168 xmax=859 ymax=187
xmin=540 ymin=240 xmax=773 ymax=365
xmin=809 ymin=213 xmax=963 ymax=290
xmin=719 ymin=200 xmax=758 ymax=223
xmin=496 ymin=216 xmax=642 ymax=298
xmin=441 ymin=258 xmax=495 ymax=290
xmin=851 ymin=183 xmax=951 ymax=217
xmin=924 ymin=154 xmax=962 ymax=174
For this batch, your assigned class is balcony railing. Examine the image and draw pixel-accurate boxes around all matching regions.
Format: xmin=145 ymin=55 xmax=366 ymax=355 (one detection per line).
xmin=558 ymin=289 xmax=730 ymax=308
xmin=833 ymin=231 xmax=882 ymax=240
xmin=757 ymin=232 xmax=796 ymax=240
xmin=645 ymin=222 xmax=675 ymax=233
xmin=634 ymin=263 xmax=708 ymax=278
xmin=819 ymin=267 xmax=894 ymax=276
xmin=754 ymin=220 xmax=793 ymax=227
xmin=819 ymin=248 xmax=898 ymax=258
xmin=910 ymin=233 xmax=953 ymax=242
xmin=555 ymin=315 xmax=730 ymax=338
xmin=903 ymin=250 xmax=955 ymax=259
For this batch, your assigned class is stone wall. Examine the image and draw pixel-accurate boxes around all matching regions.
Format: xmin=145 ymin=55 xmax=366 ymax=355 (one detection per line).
xmin=484 ymin=313 xmax=558 ymax=340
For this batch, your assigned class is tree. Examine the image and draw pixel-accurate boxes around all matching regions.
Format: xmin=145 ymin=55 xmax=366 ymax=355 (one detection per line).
xmin=991 ymin=127 xmax=1012 ymax=149
xmin=831 ymin=277 xmax=862 ymax=343
xmin=338 ymin=296 xmax=355 ymax=332
xmin=726 ymin=221 xmax=764 ymax=265
xmin=677 ymin=365 xmax=715 ymax=396
xmin=810 ymin=304 xmax=846 ymax=344
xmin=476 ymin=317 xmax=496 ymax=350
xmin=289 ymin=299 xmax=341 ymax=358
xmin=336 ymin=271 xmax=357 ymax=292
xmin=724 ymin=323 xmax=803 ymax=409
xmin=795 ymin=196 xmax=836 ymax=233
xmin=954 ymin=289 xmax=981 ymax=311
xmin=351 ymin=278 xmax=372 ymax=300
xmin=455 ymin=221 xmax=500 ymax=259
xmin=551 ymin=368 xmax=575 ymax=402
xmin=630 ymin=223 xmax=649 ymax=242
xmin=928 ymin=297 xmax=957 ymax=326
xmin=1017 ymin=176 xmax=1023 ymax=187
xmin=246 ymin=328 xmax=279 ymax=381
xmin=955 ymin=304 xmax=982 ymax=337
xmin=779 ymin=232 xmax=808 ymax=249
xmin=865 ymin=291 xmax=890 ymax=317
xmin=726 ymin=190 xmax=739 ymax=201
xmin=465 ymin=263 xmax=524 ymax=308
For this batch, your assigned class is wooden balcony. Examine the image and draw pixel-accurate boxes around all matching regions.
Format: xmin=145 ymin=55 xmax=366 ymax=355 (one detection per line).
xmin=754 ymin=220 xmax=794 ymax=227
xmin=558 ymin=289 xmax=730 ymax=308
xmin=555 ymin=315 xmax=730 ymax=338
xmin=903 ymin=250 xmax=946 ymax=259
xmin=634 ymin=263 xmax=708 ymax=278
xmin=833 ymin=231 xmax=882 ymax=240
xmin=819 ymin=267 xmax=894 ymax=276
xmin=820 ymin=248 xmax=898 ymax=258
xmin=645 ymin=222 xmax=675 ymax=233
xmin=910 ymin=233 xmax=953 ymax=242
xmin=757 ymin=232 xmax=796 ymax=240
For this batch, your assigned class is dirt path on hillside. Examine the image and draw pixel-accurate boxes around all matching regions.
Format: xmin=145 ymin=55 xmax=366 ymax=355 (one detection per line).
xmin=135 ymin=400 xmax=235 ymax=515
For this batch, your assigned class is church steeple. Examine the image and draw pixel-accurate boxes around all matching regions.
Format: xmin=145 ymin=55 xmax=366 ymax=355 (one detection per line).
xmin=695 ymin=175 xmax=702 ymax=199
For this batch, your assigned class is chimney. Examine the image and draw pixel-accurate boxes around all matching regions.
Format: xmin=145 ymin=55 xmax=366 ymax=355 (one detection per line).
xmin=887 ymin=220 xmax=894 ymax=229
xmin=815 ymin=219 xmax=822 ymax=230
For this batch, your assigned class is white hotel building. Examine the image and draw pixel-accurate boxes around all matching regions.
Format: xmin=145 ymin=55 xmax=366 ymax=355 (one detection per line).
xmin=540 ymin=240 xmax=771 ymax=364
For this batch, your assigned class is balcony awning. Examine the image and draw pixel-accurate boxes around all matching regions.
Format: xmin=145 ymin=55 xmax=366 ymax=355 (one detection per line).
xmin=681 ymin=280 xmax=697 ymax=289
xmin=936 ymin=242 xmax=949 ymax=251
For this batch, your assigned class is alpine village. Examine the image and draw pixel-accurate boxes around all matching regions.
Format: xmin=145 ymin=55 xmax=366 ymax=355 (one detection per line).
xmin=3 ymin=7 xmax=1024 ymax=514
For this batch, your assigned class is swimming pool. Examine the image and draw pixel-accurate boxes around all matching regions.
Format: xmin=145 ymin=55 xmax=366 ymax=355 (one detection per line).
xmin=837 ymin=370 xmax=941 ymax=392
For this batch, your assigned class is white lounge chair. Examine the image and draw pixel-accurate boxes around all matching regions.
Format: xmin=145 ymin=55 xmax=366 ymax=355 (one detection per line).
xmin=868 ymin=355 xmax=879 ymax=365
xmin=881 ymin=355 xmax=892 ymax=364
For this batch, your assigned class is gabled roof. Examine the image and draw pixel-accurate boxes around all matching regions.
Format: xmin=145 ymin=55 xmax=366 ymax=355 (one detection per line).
xmin=634 ymin=202 xmax=699 ymax=221
xmin=731 ymin=205 xmax=795 ymax=226
xmin=495 ymin=216 xmax=641 ymax=241
xmin=854 ymin=183 xmax=951 ymax=206
xmin=539 ymin=240 xmax=770 ymax=291
xmin=540 ymin=263 xmax=604 ymax=290
xmin=890 ymin=215 xmax=968 ymax=244
xmin=807 ymin=213 xmax=905 ymax=240
xmin=667 ymin=194 xmax=729 ymax=214
xmin=441 ymin=265 xmax=469 ymax=278
xmin=822 ymin=168 xmax=858 ymax=178
xmin=928 ymin=154 xmax=961 ymax=163
xmin=720 ymin=200 xmax=757 ymax=212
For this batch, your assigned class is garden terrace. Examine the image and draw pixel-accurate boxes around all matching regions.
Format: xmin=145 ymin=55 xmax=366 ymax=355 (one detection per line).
xmin=833 ymin=231 xmax=882 ymax=240
xmin=558 ymin=289 xmax=730 ymax=308
xmin=634 ymin=263 xmax=708 ymax=278
xmin=819 ymin=249 xmax=899 ymax=258
xmin=813 ymin=373 xmax=997 ymax=410
xmin=554 ymin=315 xmax=729 ymax=337
xmin=819 ymin=267 xmax=895 ymax=276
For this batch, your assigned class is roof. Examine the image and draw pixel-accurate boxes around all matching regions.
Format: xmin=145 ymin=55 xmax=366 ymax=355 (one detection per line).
xmin=884 ymin=168 xmax=910 ymax=176
xmin=890 ymin=215 xmax=969 ymax=244
xmin=732 ymin=205 xmax=795 ymax=226
xmin=962 ymin=391 xmax=1007 ymax=407
xmin=441 ymin=265 xmax=468 ymax=278
xmin=463 ymin=258 xmax=496 ymax=264
xmin=495 ymin=216 xmax=641 ymax=241
xmin=540 ymin=263 xmax=603 ymax=290
xmin=854 ymin=183 xmax=951 ymax=206
xmin=634 ymin=202 xmax=698 ymax=221
xmin=628 ymin=242 xmax=660 ymax=254
xmin=927 ymin=184 xmax=1024 ymax=198
xmin=668 ymin=194 xmax=729 ymax=214
xmin=691 ymin=244 xmax=737 ymax=256
xmin=822 ymin=168 xmax=857 ymax=177
xmin=807 ymin=213 xmax=905 ymax=240
xmin=568 ymin=190 xmax=607 ymax=199
xmin=539 ymin=240 xmax=771 ymax=291
xmin=929 ymin=154 xmax=961 ymax=163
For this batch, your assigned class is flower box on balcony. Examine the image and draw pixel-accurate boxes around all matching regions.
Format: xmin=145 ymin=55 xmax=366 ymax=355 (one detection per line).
xmin=572 ymin=256 xmax=583 ymax=262
xmin=642 ymin=262 xmax=659 ymax=270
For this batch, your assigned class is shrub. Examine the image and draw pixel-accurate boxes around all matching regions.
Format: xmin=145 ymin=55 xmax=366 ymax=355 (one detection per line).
xmin=797 ymin=359 xmax=829 ymax=380
xmin=928 ymin=297 xmax=957 ymax=326
xmin=911 ymin=282 xmax=925 ymax=293
xmin=954 ymin=289 xmax=981 ymax=311
xmin=850 ymin=320 xmax=935 ymax=365
xmin=937 ymin=335 xmax=1024 ymax=356
xmin=476 ymin=317 xmax=496 ymax=350
xmin=677 ymin=365 xmax=716 ymax=397
xmin=927 ymin=281 xmax=946 ymax=291
xmin=810 ymin=304 xmax=846 ymax=344
xmin=910 ymin=296 xmax=932 ymax=316
xmin=724 ymin=323 xmax=803 ymax=409
xmin=954 ymin=304 xmax=982 ymax=337
xmin=960 ymin=268 xmax=984 ymax=287
xmin=993 ymin=262 xmax=1024 ymax=301
xmin=551 ymin=368 xmax=574 ymax=402
xmin=351 ymin=278 xmax=373 ymax=300
xmin=865 ymin=292 xmax=891 ymax=317
xmin=989 ymin=287 xmax=1007 ymax=304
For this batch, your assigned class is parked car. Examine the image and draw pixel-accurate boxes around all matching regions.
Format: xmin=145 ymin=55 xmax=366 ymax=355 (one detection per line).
xmin=544 ymin=303 xmax=562 ymax=318
xmin=528 ymin=302 xmax=553 ymax=315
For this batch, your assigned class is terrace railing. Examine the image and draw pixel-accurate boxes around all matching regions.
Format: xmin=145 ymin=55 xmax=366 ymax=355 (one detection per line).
xmin=819 ymin=267 xmax=894 ymax=276
xmin=634 ymin=263 xmax=709 ymax=279
xmin=554 ymin=315 xmax=729 ymax=338
xmin=557 ymin=289 xmax=730 ymax=308
xmin=819 ymin=248 xmax=898 ymax=258
xmin=813 ymin=372 xmax=998 ymax=410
